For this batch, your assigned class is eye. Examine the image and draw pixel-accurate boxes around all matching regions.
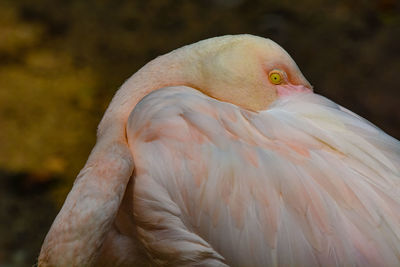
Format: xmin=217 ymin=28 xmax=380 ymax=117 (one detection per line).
xmin=268 ymin=70 xmax=284 ymax=85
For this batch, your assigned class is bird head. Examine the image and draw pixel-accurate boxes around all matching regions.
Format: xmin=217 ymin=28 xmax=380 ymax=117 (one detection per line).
xmin=183 ymin=34 xmax=312 ymax=111
xmin=98 ymin=34 xmax=313 ymax=137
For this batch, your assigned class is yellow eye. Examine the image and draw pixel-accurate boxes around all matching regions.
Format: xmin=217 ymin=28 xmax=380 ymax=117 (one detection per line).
xmin=269 ymin=71 xmax=283 ymax=85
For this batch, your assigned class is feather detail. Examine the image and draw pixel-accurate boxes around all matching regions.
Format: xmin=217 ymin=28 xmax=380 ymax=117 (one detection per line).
xmin=125 ymin=86 xmax=400 ymax=266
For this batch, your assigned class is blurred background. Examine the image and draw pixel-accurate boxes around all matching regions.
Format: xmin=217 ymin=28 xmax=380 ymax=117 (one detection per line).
xmin=0 ymin=0 xmax=399 ymax=266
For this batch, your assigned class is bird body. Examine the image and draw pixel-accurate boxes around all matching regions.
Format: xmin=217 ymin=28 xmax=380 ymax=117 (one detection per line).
xmin=39 ymin=35 xmax=400 ymax=266
xmin=125 ymin=86 xmax=400 ymax=266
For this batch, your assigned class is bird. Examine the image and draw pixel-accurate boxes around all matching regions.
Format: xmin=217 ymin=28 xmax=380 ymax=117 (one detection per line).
xmin=38 ymin=34 xmax=400 ymax=266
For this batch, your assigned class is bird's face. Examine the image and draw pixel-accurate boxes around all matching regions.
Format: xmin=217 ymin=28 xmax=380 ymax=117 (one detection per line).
xmin=191 ymin=35 xmax=312 ymax=111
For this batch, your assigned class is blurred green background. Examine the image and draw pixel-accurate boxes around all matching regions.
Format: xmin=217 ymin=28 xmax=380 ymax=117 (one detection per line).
xmin=0 ymin=0 xmax=399 ymax=266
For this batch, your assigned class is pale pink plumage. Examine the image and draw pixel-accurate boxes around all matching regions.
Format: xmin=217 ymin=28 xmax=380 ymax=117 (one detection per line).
xmin=39 ymin=35 xmax=400 ymax=266
xmin=126 ymin=86 xmax=400 ymax=266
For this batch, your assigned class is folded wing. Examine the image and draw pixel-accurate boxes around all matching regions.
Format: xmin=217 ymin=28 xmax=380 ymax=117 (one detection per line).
xmin=127 ymin=86 xmax=400 ymax=266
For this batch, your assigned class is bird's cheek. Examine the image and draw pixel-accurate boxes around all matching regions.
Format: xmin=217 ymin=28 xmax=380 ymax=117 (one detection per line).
xmin=276 ymin=84 xmax=312 ymax=97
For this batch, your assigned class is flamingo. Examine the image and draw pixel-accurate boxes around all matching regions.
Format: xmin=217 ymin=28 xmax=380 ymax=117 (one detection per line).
xmin=38 ymin=35 xmax=400 ymax=266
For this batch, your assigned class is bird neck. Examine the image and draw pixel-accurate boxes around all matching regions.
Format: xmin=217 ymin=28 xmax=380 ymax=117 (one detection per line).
xmin=97 ymin=50 xmax=192 ymax=141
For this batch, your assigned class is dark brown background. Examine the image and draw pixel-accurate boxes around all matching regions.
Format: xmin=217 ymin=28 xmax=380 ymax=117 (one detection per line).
xmin=0 ymin=0 xmax=399 ymax=266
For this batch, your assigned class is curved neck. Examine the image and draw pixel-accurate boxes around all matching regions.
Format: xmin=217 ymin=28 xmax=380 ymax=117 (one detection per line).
xmin=98 ymin=51 xmax=191 ymax=140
